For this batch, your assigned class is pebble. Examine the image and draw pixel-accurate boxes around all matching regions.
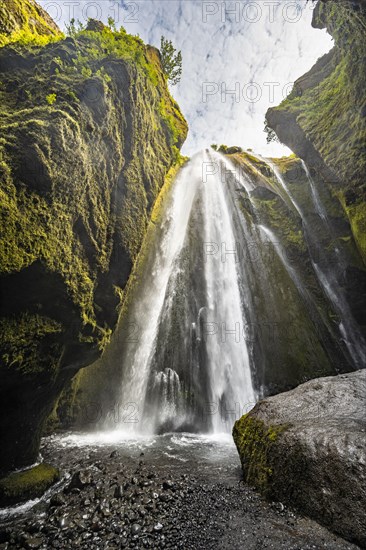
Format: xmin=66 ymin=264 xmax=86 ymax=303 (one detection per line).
xmin=131 ymin=523 xmax=141 ymax=535
xmin=50 ymin=493 xmax=66 ymax=507
xmin=25 ymin=537 xmax=44 ymax=549
xmin=114 ymin=484 xmax=123 ymax=499
xmin=1 ymin=444 xmax=357 ymax=550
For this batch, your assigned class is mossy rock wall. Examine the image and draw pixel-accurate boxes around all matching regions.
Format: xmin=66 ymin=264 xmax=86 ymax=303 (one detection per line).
xmin=0 ymin=12 xmax=188 ymax=474
xmin=0 ymin=0 xmax=63 ymax=47
xmin=266 ymin=0 xmax=366 ymax=264
xmin=222 ymin=151 xmax=358 ymax=395
xmin=45 ymin=157 xmax=189 ymax=431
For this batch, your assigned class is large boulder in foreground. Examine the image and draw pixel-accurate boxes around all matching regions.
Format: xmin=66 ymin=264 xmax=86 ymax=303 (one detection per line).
xmin=233 ymin=370 xmax=366 ymax=548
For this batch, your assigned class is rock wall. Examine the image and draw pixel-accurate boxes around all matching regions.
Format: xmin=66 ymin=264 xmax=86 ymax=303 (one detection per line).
xmin=220 ymin=151 xmax=360 ymax=395
xmin=266 ymin=0 xmax=366 ymax=264
xmin=265 ymin=0 xmax=366 ymax=368
xmin=0 ymin=5 xmax=188 ymax=474
xmin=0 ymin=0 xmax=62 ymax=47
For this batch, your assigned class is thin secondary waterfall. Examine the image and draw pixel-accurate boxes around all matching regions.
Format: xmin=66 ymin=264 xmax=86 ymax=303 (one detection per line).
xmin=262 ymin=156 xmax=366 ymax=368
xmin=108 ymin=151 xmax=256 ymax=435
xmin=300 ymin=162 xmax=366 ymax=367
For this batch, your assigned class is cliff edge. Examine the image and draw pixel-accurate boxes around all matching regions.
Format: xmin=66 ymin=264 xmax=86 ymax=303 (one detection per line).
xmin=0 ymin=4 xmax=188 ymax=475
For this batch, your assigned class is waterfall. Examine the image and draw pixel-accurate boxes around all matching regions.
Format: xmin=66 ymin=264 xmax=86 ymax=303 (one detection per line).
xmin=108 ymin=150 xmax=256 ymax=435
xmin=97 ymin=148 xmax=364 ymax=438
xmin=261 ymin=156 xmax=366 ymax=368
xmin=300 ymin=162 xmax=366 ymax=367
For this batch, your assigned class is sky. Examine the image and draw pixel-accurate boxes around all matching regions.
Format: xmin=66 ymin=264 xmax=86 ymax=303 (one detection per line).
xmin=39 ymin=0 xmax=333 ymax=156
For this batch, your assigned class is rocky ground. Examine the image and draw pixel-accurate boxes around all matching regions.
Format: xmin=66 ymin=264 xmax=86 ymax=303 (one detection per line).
xmin=0 ymin=432 xmax=359 ymax=550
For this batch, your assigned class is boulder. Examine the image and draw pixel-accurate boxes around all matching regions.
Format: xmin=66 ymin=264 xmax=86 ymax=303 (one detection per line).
xmin=233 ymin=370 xmax=366 ymax=547
xmin=0 ymin=463 xmax=59 ymax=507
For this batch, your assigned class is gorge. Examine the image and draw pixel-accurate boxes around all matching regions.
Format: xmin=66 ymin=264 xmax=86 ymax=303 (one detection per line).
xmin=0 ymin=0 xmax=365 ymax=548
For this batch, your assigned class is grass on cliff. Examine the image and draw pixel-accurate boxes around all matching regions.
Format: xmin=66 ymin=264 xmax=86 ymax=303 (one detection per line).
xmin=0 ymin=0 xmax=63 ymax=48
xmin=64 ymin=23 xmax=160 ymax=86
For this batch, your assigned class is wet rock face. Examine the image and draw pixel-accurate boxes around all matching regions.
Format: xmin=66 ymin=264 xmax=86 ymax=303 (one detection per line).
xmin=233 ymin=370 xmax=366 ymax=547
xmin=0 ymin=5 xmax=187 ymax=475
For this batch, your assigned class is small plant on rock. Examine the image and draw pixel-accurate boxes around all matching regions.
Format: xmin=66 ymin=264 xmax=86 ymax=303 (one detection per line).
xmin=46 ymin=93 xmax=57 ymax=105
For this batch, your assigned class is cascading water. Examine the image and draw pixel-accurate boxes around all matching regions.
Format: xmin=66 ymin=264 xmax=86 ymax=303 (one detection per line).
xmin=107 ymin=151 xmax=256 ymax=435
xmin=98 ymin=148 xmax=365 ymax=438
xmin=263 ymin=156 xmax=366 ymax=368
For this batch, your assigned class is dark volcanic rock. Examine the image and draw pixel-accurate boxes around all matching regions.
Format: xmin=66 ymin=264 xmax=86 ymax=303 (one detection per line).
xmin=0 ymin=437 xmax=358 ymax=549
xmin=233 ymin=370 xmax=366 ymax=547
xmin=67 ymin=470 xmax=92 ymax=491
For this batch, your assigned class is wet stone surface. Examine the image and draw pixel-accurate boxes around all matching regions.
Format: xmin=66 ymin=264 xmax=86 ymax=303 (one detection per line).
xmin=0 ymin=433 xmax=359 ymax=549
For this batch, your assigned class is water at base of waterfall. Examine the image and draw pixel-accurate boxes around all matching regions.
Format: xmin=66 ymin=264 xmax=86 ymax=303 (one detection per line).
xmin=0 ymin=431 xmax=358 ymax=550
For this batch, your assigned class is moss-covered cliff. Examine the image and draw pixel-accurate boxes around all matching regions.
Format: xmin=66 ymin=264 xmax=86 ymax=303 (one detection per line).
xmin=266 ymin=0 xmax=366 ymax=263
xmin=217 ymin=149 xmax=359 ymax=394
xmin=265 ymin=0 xmax=366 ymax=361
xmin=45 ymin=156 xmax=188 ymax=431
xmin=0 ymin=7 xmax=188 ymax=474
xmin=0 ymin=0 xmax=63 ymax=47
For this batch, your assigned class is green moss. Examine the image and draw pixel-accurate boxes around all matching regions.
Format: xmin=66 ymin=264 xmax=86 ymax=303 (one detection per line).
xmin=159 ymin=97 xmax=187 ymax=147
xmin=0 ymin=463 xmax=59 ymax=506
xmin=151 ymin=153 xmax=188 ymax=224
xmin=45 ymin=93 xmax=57 ymax=105
xmin=45 ymin=154 xmax=189 ymax=429
xmin=227 ymin=151 xmax=273 ymax=188
xmin=253 ymin=194 xmax=306 ymax=252
xmin=0 ymin=0 xmax=63 ymax=48
xmin=0 ymin=313 xmax=62 ymax=376
xmin=341 ymin=199 xmax=366 ymax=262
xmin=233 ymin=414 xmax=288 ymax=493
